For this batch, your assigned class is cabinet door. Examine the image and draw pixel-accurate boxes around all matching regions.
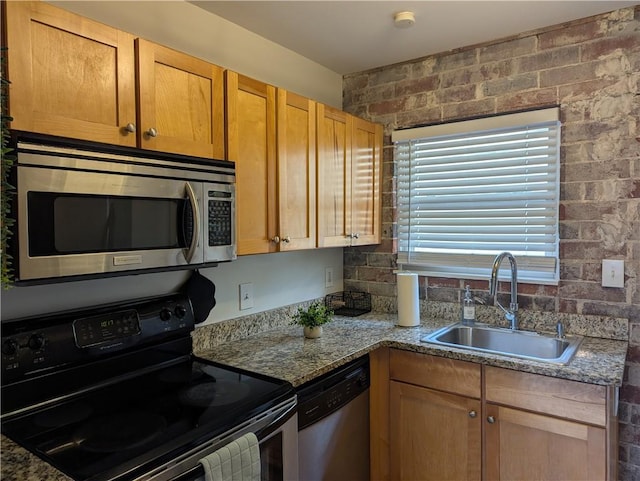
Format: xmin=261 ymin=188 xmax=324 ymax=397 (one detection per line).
xmin=317 ymin=104 xmax=352 ymax=247
xmin=390 ymin=381 xmax=481 ymax=481
xmin=226 ymin=72 xmax=277 ymax=255
xmin=4 ymin=1 xmax=136 ymax=146
xmin=485 ymin=404 xmax=606 ymax=480
xmin=136 ymin=39 xmax=224 ymax=158
xmin=276 ymin=90 xmax=317 ymax=251
xmin=351 ymin=117 xmax=382 ymax=246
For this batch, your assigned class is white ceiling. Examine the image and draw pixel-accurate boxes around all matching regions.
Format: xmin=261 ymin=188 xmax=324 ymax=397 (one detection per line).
xmin=191 ymin=1 xmax=638 ymax=74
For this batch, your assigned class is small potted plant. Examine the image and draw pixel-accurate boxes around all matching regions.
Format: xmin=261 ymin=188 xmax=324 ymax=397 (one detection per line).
xmin=292 ymin=301 xmax=333 ymax=339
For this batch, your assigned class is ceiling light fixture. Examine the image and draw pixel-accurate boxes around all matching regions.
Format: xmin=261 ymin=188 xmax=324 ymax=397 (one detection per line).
xmin=394 ymin=11 xmax=416 ymax=29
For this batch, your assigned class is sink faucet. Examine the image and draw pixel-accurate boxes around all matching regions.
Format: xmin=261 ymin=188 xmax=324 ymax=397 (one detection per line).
xmin=489 ymin=252 xmax=519 ymax=330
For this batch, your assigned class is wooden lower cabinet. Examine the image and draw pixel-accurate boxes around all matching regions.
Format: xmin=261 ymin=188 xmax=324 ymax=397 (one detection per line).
xmin=484 ymin=365 xmax=612 ymax=481
xmin=374 ymin=349 xmax=617 ymax=481
xmin=485 ymin=404 xmax=606 ymax=480
xmin=390 ymin=381 xmax=481 ymax=481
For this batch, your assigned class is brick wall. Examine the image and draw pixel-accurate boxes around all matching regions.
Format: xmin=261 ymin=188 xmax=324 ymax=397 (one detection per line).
xmin=342 ymin=6 xmax=640 ymax=478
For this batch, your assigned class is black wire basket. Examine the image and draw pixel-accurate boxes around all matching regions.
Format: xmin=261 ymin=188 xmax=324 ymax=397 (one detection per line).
xmin=325 ymin=291 xmax=372 ymax=317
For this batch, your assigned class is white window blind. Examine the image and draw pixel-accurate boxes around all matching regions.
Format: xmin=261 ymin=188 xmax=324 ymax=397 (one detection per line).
xmin=393 ymin=108 xmax=560 ymax=285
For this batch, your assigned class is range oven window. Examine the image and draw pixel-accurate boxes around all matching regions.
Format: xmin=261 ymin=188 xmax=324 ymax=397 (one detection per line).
xmin=27 ymin=192 xmax=193 ymax=256
xmin=261 ymin=431 xmax=284 ymax=481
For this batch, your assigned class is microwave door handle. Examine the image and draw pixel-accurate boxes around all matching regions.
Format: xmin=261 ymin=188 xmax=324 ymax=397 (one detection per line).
xmin=184 ymin=182 xmax=200 ymax=263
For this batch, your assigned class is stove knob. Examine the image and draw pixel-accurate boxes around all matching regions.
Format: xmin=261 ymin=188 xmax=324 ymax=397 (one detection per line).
xmin=160 ymin=308 xmax=173 ymax=322
xmin=28 ymin=334 xmax=46 ymax=351
xmin=174 ymin=305 xmax=187 ymax=319
xmin=2 ymin=338 xmax=19 ymax=356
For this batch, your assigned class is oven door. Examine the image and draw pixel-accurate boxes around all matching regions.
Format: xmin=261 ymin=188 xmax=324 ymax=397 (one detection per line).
xmin=17 ymin=160 xmax=204 ymax=281
xmin=139 ymin=397 xmax=298 ymax=481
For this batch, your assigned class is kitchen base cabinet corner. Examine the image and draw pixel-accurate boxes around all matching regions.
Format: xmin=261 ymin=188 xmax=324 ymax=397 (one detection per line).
xmin=381 ymin=348 xmax=618 ymax=481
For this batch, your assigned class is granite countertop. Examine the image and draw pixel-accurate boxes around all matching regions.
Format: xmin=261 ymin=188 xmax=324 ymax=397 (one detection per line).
xmin=1 ymin=312 xmax=628 ymax=481
xmin=194 ymin=313 xmax=628 ymax=388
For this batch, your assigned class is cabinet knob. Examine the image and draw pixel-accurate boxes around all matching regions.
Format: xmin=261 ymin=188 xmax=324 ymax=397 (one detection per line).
xmin=271 ymin=236 xmax=280 ymax=244
xmin=146 ymin=127 xmax=158 ymax=138
xmin=487 ymin=416 xmax=496 ymax=424
xmin=282 ymin=236 xmax=291 ymax=243
xmin=468 ymin=410 xmax=477 ymax=418
xmin=352 ymin=233 xmax=360 ymax=239
xmin=123 ymin=123 xmax=136 ymax=134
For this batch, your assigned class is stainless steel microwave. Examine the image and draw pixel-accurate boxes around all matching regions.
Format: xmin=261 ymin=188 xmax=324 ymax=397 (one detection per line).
xmin=13 ymin=134 xmax=236 ymax=282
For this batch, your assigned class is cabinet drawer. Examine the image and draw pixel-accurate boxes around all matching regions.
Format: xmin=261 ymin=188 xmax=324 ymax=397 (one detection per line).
xmin=485 ymin=366 xmax=607 ymax=426
xmin=390 ymin=349 xmax=481 ymax=398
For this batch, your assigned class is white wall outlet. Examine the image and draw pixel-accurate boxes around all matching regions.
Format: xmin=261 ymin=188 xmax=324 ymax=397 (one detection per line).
xmin=602 ymin=259 xmax=624 ymax=288
xmin=239 ymin=283 xmax=254 ymax=310
xmin=325 ymin=267 xmax=334 ymax=288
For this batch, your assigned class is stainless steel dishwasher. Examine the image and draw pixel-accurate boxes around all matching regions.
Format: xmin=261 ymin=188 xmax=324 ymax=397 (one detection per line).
xmin=297 ymin=355 xmax=370 ymax=481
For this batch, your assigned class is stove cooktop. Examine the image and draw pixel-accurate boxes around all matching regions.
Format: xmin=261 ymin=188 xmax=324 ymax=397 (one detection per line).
xmin=3 ymin=356 xmax=293 ymax=481
xmin=0 ymin=294 xmax=294 ymax=481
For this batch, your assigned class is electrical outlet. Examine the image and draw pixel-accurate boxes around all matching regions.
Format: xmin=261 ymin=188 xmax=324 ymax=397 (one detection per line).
xmin=602 ymin=260 xmax=624 ymax=288
xmin=325 ymin=267 xmax=334 ymax=288
xmin=239 ymin=283 xmax=254 ymax=310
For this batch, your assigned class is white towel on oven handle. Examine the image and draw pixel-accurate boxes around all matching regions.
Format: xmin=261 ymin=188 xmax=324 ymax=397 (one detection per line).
xmin=199 ymin=432 xmax=260 ymax=481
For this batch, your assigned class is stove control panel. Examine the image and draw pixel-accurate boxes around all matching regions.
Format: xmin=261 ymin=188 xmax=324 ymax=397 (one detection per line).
xmin=73 ymin=308 xmax=142 ymax=348
xmin=1 ymin=294 xmax=195 ymax=383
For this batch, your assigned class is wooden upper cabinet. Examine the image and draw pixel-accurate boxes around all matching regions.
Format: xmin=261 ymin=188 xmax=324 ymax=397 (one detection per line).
xmin=276 ymin=90 xmax=317 ymax=251
xmin=317 ymin=104 xmax=352 ymax=247
xmin=351 ymin=117 xmax=382 ymax=246
xmin=4 ymin=1 xmax=137 ymax=146
xmin=226 ymin=71 xmax=278 ymax=255
xmin=3 ymin=2 xmax=225 ymax=158
xmin=136 ymin=39 xmax=225 ymax=159
xmin=317 ymin=104 xmax=382 ymax=248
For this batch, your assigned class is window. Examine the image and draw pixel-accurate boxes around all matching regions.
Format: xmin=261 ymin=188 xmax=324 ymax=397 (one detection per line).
xmin=393 ymin=108 xmax=560 ymax=285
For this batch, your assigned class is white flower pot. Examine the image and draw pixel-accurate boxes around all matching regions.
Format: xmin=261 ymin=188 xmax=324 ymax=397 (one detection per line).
xmin=304 ymin=326 xmax=323 ymax=339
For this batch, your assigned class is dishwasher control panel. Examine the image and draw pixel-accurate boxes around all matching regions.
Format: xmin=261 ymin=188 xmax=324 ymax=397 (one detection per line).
xmin=297 ymin=355 xmax=370 ymax=430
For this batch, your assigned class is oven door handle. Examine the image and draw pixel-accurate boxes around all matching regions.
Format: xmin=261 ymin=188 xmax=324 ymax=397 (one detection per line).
xmin=170 ymin=464 xmax=204 ymax=481
xmin=254 ymin=396 xmax=297 ymax=442
xmin=184 ymin=182 xmax=200 ymax=264
xmin=167 ymin=402 xmax=296 ymax=481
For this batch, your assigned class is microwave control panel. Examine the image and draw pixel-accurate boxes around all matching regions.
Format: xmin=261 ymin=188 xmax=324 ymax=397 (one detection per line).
xmin=208 ymin=190 xmax=233 ymax=246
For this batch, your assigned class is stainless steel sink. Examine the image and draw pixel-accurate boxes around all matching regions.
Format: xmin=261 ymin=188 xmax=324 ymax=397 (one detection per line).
xmin=421 ymin=323 xmax=583 ymax=364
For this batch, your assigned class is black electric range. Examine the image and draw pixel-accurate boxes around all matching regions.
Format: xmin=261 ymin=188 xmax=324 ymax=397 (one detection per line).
xmin=1 ymin=293 xmax=295 ymax=481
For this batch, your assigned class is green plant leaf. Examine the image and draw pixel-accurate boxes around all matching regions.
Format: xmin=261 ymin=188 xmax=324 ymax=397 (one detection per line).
xmin=1 ymin=46 xmax=16 ymax=289
xmin=291 ymin=301 xmax=334 ymax=328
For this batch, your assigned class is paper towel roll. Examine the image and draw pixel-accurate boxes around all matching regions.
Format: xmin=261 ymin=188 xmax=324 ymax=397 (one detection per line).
xmin=397 ymin=272 xmax=420 ymax=327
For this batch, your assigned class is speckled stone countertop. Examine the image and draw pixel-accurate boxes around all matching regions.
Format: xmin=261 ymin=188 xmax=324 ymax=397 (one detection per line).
xmin=194 ymin=312 xmax=628 ymax=388
xmin=1 ymin=307 xmax=628 ymax=481
xmin=0 ymin=435 xmax=72 ymax=481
